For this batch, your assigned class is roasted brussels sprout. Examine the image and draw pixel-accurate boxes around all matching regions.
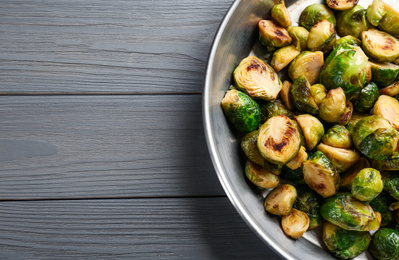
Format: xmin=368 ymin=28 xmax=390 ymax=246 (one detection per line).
xmin=336 ymin=5 xmax=373 ymax=38
xmin=234 ymin=56 xmax=282 ymax=101
xmin=345 ymin=112 xmax=367 ymax=134
xmin=320 ymin=192 xmax=380 ymax=231
xmin=280 ymin=80 xmax=294 ymax=110
xmin=370 ymin=62 xmax=399 ymax=88
xmin=287 ymin=26 xmax=309 ymax=51
xmin=361 ymin=29 xmax=399 ymax=63
xmin=281 ymin=166 xmax=305 ymax=185
xmin=379 ymin=81 xmax=399 ymax=97
xmin=334 ymin=35 xmax=361 ymax=49
xmin=221 ymin=88 xmax=261 ymax=132
xmin=245 ymin=161 xmax=280 ymax=189
xmin=337 ymin=101 xmax=354 ymax=126
xmin=259 ymin=100 xmax=293 ymax=123
xmin=322 ymin=221 xmax=371 ymax=260
xmin=295 ymin=114 xmax=324 ymax=151
xmin=307 ymin=20 xmax=336 ymax=53
xmin=319 ymin=43 xmax=368 ymax=100
xmin=370 ymin=192 xmax=396 ymax=227
xmin=369 ymin=228 xmax=399 ymax=260
xmin=358 ymin=127 xmax=399 ymax=161
xmin=365 ymin=61 xmax=372 ymax=83
xmin=270 ymin=45 xmax=300 ymax=72
xmin=317 ymin=143 xmax=360 ymax=172
xmin=259 ymin=20 xmax=292 ymax=51
xmin=271 ymin=0 xmax=291 ymax=28
xmin=354 ymin=82 xmax=379 ymax=113
xmin=373 ymin=95 xmax=399 ymax=130
xmin=293 ymin=185 xmax=323 ymax=229
xmin=382 ymin=172 xmax=399 ymax=200
xmin=264 ymin=184 xmax=297 ymax=215
xmin=366 ymin=0 xmax=387 ymax=26
xmin=288 ymin=51 xmax=324 ymax=85
xmin=377 ymin=2 xmax=399 ymax=37
xmin=257 ymin=115 xmax=301 ymax=165
xmin=289 ymin=76 xmax=319 ymax=115
xmin=299 ymin=4 xmax=336 ymax=31
xmin=322 ymin=125 xmax=352 ymax=149
xmin=351 ymin=168 xmax=383 ymax=202
xmin=373 ymin=157 xmax=399 ymax=171
xmin=303 ymin=151 xmax=340 ymax=198
xmin=340 ymin=158 xmax=370 ymax=190
xmin=309 ymin=84 xmax=327 ymax=106
xmin=286 ymin=146 xmax=308 ymax=170
xmin=319 ymin=87 xmax=346 ymax=123
xmin=281 ymin=208 xmax=310 ymax=239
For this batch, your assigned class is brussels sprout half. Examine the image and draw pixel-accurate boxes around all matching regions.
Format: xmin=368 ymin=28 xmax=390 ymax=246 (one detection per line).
xmin=351 ymin=168 xmax=383 ymax=202
xmin=354 ymin=82 xmax=379 ymax=113
xmin=293 ymin=185 xmax=323 ymax=229
xmin=351 ymin=115 xmax=392 ymax=149
xmin=322 ymin=125 xmax=352 ymax=149
xmin=361 ymin=29 xmax=399 ymax=63
xmin=336 ymin=5 xmax=374 ymax=39
xmin=382 ymin=172 xmax=399 ymax=200
xmin=270 ymin=45 xmax=300 ymax=72
xmin=357 ymin=127 xmax=399 ymax=160
xmin=378 ymin=3 xmax=399 ymax=37
xmin=286 ymin=146 xmax=308 ymax=170
xmin=320 ymin=192 xmax=380 ymax=231
xmin=271 ymin=0 xmax=291 ymax=28
xmin=259 ymin=20 xmax=292 ymax=51
xmin=221 ymin=88 xmax=261 ymax=133
xmin=307 ymin=20 xmax=336 ymax=53
xmin=340 ymin=158 xmax=371 ymax=190
xmin=264 ymin=184 xmax=297 ymax=215
xmin=373 ymin=95 xmax=399 ymax=130
xmin=370 ymin=192 xmax=396 ymax=227
xmin=370 ymin=61 xmax=399 ymax=88
xmin=288 ymin=51 xmax=324 ymax=85
xmin=310 ymin=84 xmax=327 ymax=106
xmin=317 ymin=143 xmax=360 ymax=172
xmin=379 ymin=81 xmax=399 ymax=96
xmin=245 ymin=161 xmax=280 ymax=189
xmin=280 ymin=80 xmax=295 ymax=110
xmin=334 ymin=35 xmax=362 ymax=49
xmin=234 ymin=56 xmax=282 ymax=101
xmin=281 ymin=208 xmax=310 ymax=239
xmin=295 ymin=114 xmax=324 ymax=151
xmin=287 ymin=26 xmax=309 ymax=51
xmin=369 ymin=228 xmax=399 ymax=260
xmin=319 ymin=87 xmax=347 ymax=123
xmin=289 ymin=75 xmax=319 ymax=115
xmin=322 ymin=221 xmax=371 ymax=260
xmin=366 ymin=0 xmax=387 ymax=26
xmin=299 ymin=4 xmax=336 ymax=31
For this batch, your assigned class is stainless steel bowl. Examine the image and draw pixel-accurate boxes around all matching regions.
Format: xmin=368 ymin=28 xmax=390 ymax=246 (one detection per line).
xmin=203 ymin=0 xmax=389 ymax=259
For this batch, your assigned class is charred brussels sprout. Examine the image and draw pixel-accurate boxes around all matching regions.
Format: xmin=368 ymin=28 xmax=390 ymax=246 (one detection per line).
xmin=320 ymin=192 xmax=380 ymax=231
xmin=327 ymin=0 xmax=360 ymax=11
xmin=317 ymin=143 xmax=360 ymax=172
xmin=338 ymin=101 xmax=354 ymax=126
xmin=351 ymin=168 xmax=383 ymax=202
xmin=271 ymin=0 xmax=291 ymax=28
xmin=295 ymin=114 xmax=324 ymax=151
xmin=370 ymin=192 xmax=395 ymax=227
xmin=379 ymin=81 xmax=399 ymax=97
xmin=259 ymin=100 xmax=293 ymax=123
xmin=319 ymin=87 xmax=346 ymax=123
xmin=354 ymin=82 xmax=379 ymax=113
xmin=361 ymin=29 xmax=399 ymax=63
xmin=281 ymin=208 xmax=310 ymax=239
xmin=270 ymin=45 xmax=300 ymax=72
xmin=373 ymin=95 xmax=399 ymax=130
xmin=366 ymin=0 xmax=387 ymax=26
xmin=303 ymin=151 xmax=340 ymax=198
xmin=319 ymin=43 xmax=368 ymax=100
xmin=334 ymin=35 xmax=361 ymax=48
xmin=340 ymin=158 xmax=370 ymax=190
xmin=370 ymin=62 xmax=399 ymax=88
xmin=322 ymin=125 xmax=352 ymax=149
xmin=280 ymin=80 xmax=294 ymax=110
xmin=288 ymin=51 xmax=324 ymax=85
xmin=336 ymin=5 xmax=373 ymax=38
xmin=382 ymin=172 xmax=399 ymax=200
xmin=293 ymin=185 xmax=323 ymax=229
xmin=286 ymin=146 xmax=308 ymax=170
xmin=307 ymin=20 xmax=336 ymax=53
xmin=289 ymin=76 xmax=319 ymax=115
xmin=369 ymin=228 xmax=399 ymax=260
xmin=264 ymin=184 xmax=297 ymax=215
xmin=378 ymin=2 xmax=399 ymax=37
xmin=257 ymin=115 xmax=301 ymax=165
xmin=310 ymin=84 xmax=327 ymax=106
xmin=299 ymin=4 xmax=336 ymax=31
xmin=221 ymin=88 xmax=261 ymax=133
xmin=287 ymin=26 xmax=309 ymax=51
xmin=322 ymin=221 xmax=371 ymax=260
xmin=258 ymin=20 xmax=292 ymax=51
xmin=245 ymin=161 xmax=279 ymax=189
xmin=233 ymin=56 xmax=282 ymax=101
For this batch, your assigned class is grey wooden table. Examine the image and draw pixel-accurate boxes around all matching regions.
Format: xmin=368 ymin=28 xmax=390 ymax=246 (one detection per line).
xmin=0 ymin=0 xmax=281 ymax=259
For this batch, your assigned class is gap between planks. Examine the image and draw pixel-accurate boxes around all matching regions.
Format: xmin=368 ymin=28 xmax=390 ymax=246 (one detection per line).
xmin=0 ymin=92 xmax=202 ymax=96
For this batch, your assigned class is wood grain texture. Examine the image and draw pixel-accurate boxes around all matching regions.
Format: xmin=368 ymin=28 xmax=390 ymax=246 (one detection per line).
xmin=0 ymin=198 xmax=280 ymax=259
xmin=0 ymin=0 xmax=233 ymax=94
xmin=0 ymin=95 xmax=227 ymax=200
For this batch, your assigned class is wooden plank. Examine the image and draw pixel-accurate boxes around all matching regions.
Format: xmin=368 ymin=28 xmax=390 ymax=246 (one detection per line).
xmin=0 ymin=198 xmax=280 ymax=259
xmin=0 ymin=95 xmax=227 ymax=200
xmin=0 ymin=0 xmax=233 ymax=94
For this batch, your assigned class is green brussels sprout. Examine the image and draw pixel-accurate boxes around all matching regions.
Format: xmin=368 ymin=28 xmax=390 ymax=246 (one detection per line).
xmin=345 ymin=112 xmax=367 ymax=134
xmin=295 ymin=114 xmax=324 ymax=151
xmin=373 ymin=157 xmax=399 ymax=171
xmin=382 ymin=172 xmax=399 ymax=200
xmin=299 ymin=4 xmax=336 ymax=31
xmin=361 ymin=29 xmax=399 ymax=63
xmin=370 ymin=192 xmax=396 ymax=227
xmin=354 ymin=82 xmax=379 ymax=113
xmin=293 ymin=185 xmax=323 ymax=229
xmin=258 ymin=20 xmax=292 ymax=51
xmin=373 ymin=95 xmax=399 ymax=130
xmin=271 ymin=0 xmax=291 ymax=28
xmin=317 ymin=143 xmax=360 ymax=172
xmin=270 ymin=45 xmax=300 ymax=72
xmin=287 ymin=26 xmax=309 ymax=51
xmin=357 ymin=127 xmax=399 ymax=160
xmin=351 ymin=168 xmax=383 ymax=202
xmin=303 ymin=150 xmax=340 ymax=198
xmin=286 ymin=146 xmax=308 ymax=170
xmin=338 ymin=101 xmax=354 ymax=126
xmin=264 ymin=184 xmax=297 ymax=215
xmin=369 ymin=228 xmax=399 ymax=260
xmin=322 ymin=125 xmax=352 ymax=149
xmin=288 ymin=51 xmax=324 ymax=85
xmin=245 ymin=161 xmax=280 ymax=189
xmin=257 ymin=115 xmax=301 ymax=165
xmin=379 ymin=81 xmax=399 ymax=97
xmin=280 ymin=166 xmax=306 ymax=185
xmin=366 ymin=0 xmax=387 ymax=26
xmin=281 ymin=208 xmax=310 ymax=239
xmin=280 ymin=80 xmax=295 ymax=110
xmin=310 ymin=84 xmax=327 ymax=106
xmin=336 ymin=5 xmax=374 ymax=38
xmin=322 ymin=221 xmax=371 ymax=260
xmin=378 ymin=3 xmax=399 ymax=37
xmin=233 ymin=56 xmax=282 ymax=101
xmin=340 ymin=158 xmax=370 ymax=190
xmin=334 ymin=35 xmax=361 ymax=49
xmin=351 ymin=115 xmax=392 ymax=150
xmin=289 ymin=75 xmax=319 ymax=115
xmin=320 ymin=192 xmax=380 ymax=231
xmin=259 ymin=100 xmax=294 ymax=123
xmin=319 ymin=87 xmax=347 ymax=123
xmin=307 ymin=20 xmax=336 ymax=53
xmin=221 ymin=88 xmax=261 ymax=132
xmin=370 ymin=62 xmax=399 ymax=88
xmin=319 ymin=43 xmax=368 ymax=100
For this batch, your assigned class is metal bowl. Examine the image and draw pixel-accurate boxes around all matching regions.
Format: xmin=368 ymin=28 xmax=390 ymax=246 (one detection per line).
xmin=202 ymin=0 xmax=389 ymax=259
